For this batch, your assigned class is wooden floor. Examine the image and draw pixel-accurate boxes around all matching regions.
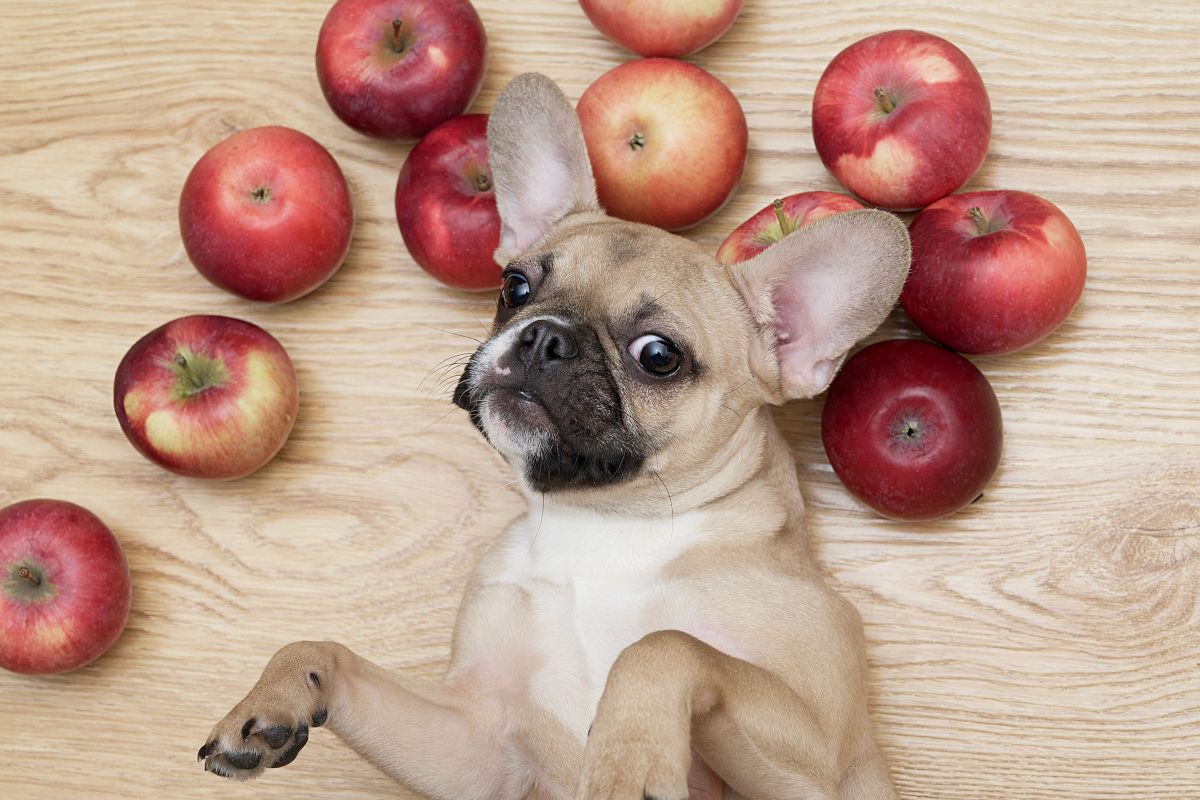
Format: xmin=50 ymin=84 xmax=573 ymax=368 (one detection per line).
xmin=2 ymin=1 xmax=1198 ymax=797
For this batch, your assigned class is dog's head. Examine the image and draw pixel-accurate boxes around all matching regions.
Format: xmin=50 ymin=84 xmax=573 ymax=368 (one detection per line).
xmin=454 ymin=73 xmax=910 ymax=508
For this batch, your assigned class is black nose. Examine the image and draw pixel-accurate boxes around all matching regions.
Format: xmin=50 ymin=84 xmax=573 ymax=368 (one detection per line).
xmin=519 ymin=319 xmax=579 ymax=365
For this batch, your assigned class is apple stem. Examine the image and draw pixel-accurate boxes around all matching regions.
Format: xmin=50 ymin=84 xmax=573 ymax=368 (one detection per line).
xmin=968 ymin=206 xmax=993 ymax=235
xmin=174 ymin=353 xmax=206 ymax=393
xmin=772 ymin=198 xmax=797 ymax=237
xmin=873 ymin=88 xmax=896 ymax=114
xmin=17 ymin=566 xmax=40 ymax=587
xmin=392 ymin=19 xmax=407 ymax=54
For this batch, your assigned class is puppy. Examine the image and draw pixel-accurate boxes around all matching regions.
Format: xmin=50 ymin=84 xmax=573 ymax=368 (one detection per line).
xmin=199 ymin=72 xmax=910 ymax=800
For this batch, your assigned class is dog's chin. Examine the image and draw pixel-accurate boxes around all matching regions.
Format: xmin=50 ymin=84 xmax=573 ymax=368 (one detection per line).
xmin=475 ymin=389 xmax=645 ymax=494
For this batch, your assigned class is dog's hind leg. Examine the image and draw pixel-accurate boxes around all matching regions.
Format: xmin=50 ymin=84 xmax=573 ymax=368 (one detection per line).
xmin=578 ymin=630 xmax=877 ymax=800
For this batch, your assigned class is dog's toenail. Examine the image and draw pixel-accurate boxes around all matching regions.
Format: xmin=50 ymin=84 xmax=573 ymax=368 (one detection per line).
xmin=312 ymin=707 xmax=328 ymax=727
xmin=262 ymin=724 xmax=292 ymax=749
xmin=309 ymin=672 xmax=321 ymax=688
xmin=205 ymin=758 xmax=231 ymax=778
xmin=240 ymin=718 xmax=256 ymax=742
xmin=225 ymin=750 xmax=262 ymax=770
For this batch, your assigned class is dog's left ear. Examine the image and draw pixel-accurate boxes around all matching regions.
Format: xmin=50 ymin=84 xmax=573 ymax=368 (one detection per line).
xmin=729 ymin=208 xmax=911 ymax=401
xmin=487 ymin=73 xmax=601 ymax=263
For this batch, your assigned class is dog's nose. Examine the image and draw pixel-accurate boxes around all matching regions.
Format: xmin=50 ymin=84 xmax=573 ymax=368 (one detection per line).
xmin=519 ymin=319 xmax=579 ymax=364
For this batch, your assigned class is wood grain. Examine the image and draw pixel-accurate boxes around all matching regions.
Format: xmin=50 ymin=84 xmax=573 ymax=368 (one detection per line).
xmin=2 ymin=1 xmax=1198 ymax=798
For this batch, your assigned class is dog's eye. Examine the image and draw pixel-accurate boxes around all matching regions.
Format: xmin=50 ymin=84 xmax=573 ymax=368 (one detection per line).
xmin=499 ymin=272 xmax=531 ymax=308
xmin=629 ymin=334 xmax=681 ymax=377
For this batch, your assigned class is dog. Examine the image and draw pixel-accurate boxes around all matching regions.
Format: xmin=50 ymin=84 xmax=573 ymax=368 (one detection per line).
xmin=198 ymin=72 xmax=911 ymax=800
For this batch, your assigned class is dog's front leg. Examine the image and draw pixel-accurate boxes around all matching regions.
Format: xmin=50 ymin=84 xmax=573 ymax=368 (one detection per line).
xmin=579 ymin=630 xmax=881 ymax=800
xmin=199 ymin=640 xmax=530 ymax=800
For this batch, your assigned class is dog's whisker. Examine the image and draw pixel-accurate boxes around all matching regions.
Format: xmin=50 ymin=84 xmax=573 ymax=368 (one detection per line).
xmin=420 ymin=323 xmax=485 ymax=345
xmin=649 ymin=468 xmax=676 ymax=552
xmin=418 ymin=353 xmax=473 ymax=391
xmin=413 ymin=406 xmax=462 ymax=435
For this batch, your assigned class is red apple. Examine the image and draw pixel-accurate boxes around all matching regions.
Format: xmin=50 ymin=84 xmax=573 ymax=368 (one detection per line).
xmin=715 ymin=191 xmax=865 ymax=264
xmin=901 ymin=190 xmax=1087 ymax=355
xmin=821 ymin=339 xmax=1003 ymax=521
xmin=114 ymin=315 xmax=299 ymax=480
xmin=395 ymin=113 xmax=501 ymax=291
xmin=576 ymin=58 xmax=748 ymax=231
xmin=316 ymin=0 xmax=488 ymax=140
xmin=577 ymin=0 xmax=745 ymax=58
xmin=179 ymin=126 xmax=354 ymax=303
xmin=0 ymin=499 xmax=131 ymax=675
xmin=811 ymin=29 xmax=991 ymax=211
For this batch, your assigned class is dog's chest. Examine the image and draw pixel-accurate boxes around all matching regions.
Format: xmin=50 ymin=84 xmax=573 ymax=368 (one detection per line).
xmin=483 ymin=506 xmax=744 ymax=734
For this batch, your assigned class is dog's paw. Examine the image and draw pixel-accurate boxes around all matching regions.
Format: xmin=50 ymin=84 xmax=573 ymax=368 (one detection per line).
xmin=577 ymin=728 xmax=691 ymax=800
xmin=198 ymin=643 xmax=331 ymax=779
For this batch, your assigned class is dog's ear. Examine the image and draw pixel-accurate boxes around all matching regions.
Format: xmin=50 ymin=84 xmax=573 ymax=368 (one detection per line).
xmin=487 ymin=73 xmax=600 ymax=263
xmin=729 ymin=209 xmax=911 ymax=401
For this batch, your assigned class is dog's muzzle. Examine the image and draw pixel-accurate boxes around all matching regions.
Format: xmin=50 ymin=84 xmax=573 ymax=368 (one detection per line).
xmin=454 ymin=315 xmax=646 ymax=492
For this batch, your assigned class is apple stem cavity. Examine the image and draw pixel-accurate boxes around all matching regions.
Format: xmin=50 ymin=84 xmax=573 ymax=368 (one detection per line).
xmin=873 ymin=88 xmax=897 ymax=114
xmin=17 ymin=565 xmax=41 ymax=587
xmin=969 ymin=206 xmax=995 ymax=236
xmin=5 ymin=560 xmax=54 ymax=603
xmin=174 ymin=353 xmax=204 ymax=393
xmin=627 ymin=132 xmax=646 ymax=152
xmin=170 ymin=350 xmax=229 ymax=399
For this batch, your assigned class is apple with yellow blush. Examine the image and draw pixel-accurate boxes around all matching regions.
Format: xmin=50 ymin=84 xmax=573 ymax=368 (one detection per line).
xmin=811 ymin=29 xmax=991 ymax=211
xmin=576 ymin=57 xmax=748 ymax=231
xmin=113 ymin=315 xmax=299 ymax=480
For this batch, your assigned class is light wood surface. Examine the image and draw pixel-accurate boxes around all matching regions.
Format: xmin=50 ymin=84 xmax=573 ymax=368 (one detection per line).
xmin=2 ymin=1 xmax=1198 ymax=797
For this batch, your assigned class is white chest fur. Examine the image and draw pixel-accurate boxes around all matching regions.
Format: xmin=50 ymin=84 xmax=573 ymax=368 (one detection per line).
xmin=482 ymin=504 xmax=725 ymax=734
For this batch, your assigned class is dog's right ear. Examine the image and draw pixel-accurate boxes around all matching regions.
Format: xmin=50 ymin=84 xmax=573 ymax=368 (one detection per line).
xmin=487 ymin=73 xmax=601 ymax=263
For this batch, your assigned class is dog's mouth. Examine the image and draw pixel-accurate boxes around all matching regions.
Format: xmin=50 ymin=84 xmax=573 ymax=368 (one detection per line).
xmin=488 ymin=387 xmax=554 ymax=430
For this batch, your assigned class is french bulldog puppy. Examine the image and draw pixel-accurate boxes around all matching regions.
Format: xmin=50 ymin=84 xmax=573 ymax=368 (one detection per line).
xmin=199 ymin=72 xmax=910 ymax=800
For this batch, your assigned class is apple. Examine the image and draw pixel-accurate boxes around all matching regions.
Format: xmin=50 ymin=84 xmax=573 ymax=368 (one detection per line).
xmin=715 ymin=191 xmax=865 ymax=264
xmin=576 ymin=57 xmax=748 ymax=231
xmin=316 ymin=0 xmax=488 ymax=140
xmin=901 ymin=190 xmax=1088 ymax=355
xmin=395 ymin=113 xmax=501 ymax=291
xmin=821 ymin=339 xmax=1003 ymax=521
xmin=179 ymin=126 xmax=354 ymax=303
xmin=811 ymin=29 xmax=991 ymax=211
xmin=0 ymin=499 xmax=131 ymax=674
xmin=114 ymin=315 xmax=299 ymax=480
xmin=577 ymin=0 xmax=745 ymax=58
